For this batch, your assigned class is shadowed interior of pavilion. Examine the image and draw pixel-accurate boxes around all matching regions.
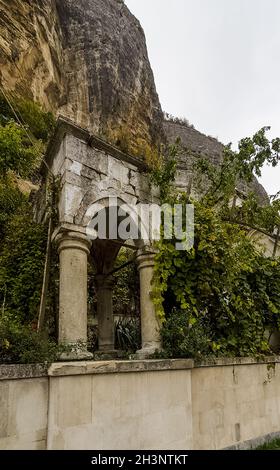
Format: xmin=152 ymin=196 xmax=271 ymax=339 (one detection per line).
xmin=56 ymin=198 xmax=161 ymax=360
xmin=89 ymin=201 xmax=143 ymax=355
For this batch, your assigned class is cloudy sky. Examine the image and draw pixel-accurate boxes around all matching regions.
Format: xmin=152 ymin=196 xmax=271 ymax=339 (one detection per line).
xmin=126 ymin=0 xmax=280 ymax=196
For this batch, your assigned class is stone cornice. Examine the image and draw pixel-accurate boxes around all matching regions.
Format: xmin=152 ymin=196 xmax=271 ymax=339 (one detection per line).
xmin=42 ymin=116 xmax=148 ymax=179
xmin=1 ymin=356 xmax=280 ymax=380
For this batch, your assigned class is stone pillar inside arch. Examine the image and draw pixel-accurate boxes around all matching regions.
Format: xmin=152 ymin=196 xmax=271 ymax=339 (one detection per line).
xmin=55 ymin=231 xmax=93 ymax=360
xmin=95 ymin=274 xmax=115 ymax=352
xmin=136 ymin=248 xmax=162 ymax=358
xmin=90 ymin=239 xmax=122 ymax=357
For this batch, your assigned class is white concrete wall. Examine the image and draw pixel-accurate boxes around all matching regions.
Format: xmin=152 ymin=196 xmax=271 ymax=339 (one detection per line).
xmin=0 ymin=376 xmax=48 ymax=450
xmin=192 ymin=361 xmax=280 ymax=449
xmin=1 ymin=359 xmax=280 ymax=450
xmin=47 ymin=369 xmax=193 ymax=450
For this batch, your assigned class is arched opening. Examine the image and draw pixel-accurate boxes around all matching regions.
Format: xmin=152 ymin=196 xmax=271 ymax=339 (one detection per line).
xmin=84 ymin=197 xmax=145 ymax=356
xmin=87 ymin=245 xmax=141 ymax=357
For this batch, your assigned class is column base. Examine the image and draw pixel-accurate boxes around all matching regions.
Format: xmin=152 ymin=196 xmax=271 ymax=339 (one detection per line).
xmin=135 ymin=344 xmax=161 ymax=359
xmin=93 ymin=350 xmax=125 ymax=361
xmin=59 ymin=346 xmax=93 ymax=361
xmin=98 ymin=344 xmax=116 ymax=352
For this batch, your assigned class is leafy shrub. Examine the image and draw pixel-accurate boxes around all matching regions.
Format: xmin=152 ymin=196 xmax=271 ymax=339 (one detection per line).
xmin=87 ymin=323 xmax=98 ymax=353
xmin=0 ymin=93 xmax=56 ymax=363
xmin=161 ymin=309 xmax=213 ymax=359
xmin=163 ymin=112 xmax=195 ymax=130
xmin=0 ymin=122 xmax=42 ymax=177
xmin=0 ymin=93 xmax=55 ymax=143
xmin=0 ymin=212 xmax=47 ymax=324
xmin=256 ymin=438 xmax=280 ymax=450
xmin=154 ymin=198 xmax=280 ymax=358
xmin=0 ymin=176 xmax=27 ymax=240
xmin=0 ymin=313 xmax=60 ymax=364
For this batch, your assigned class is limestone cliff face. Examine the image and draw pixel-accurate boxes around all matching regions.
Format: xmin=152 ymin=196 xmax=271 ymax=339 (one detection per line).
xmin=0 ymin=0 xmax=268 ymax=201
xmin=0 ymin=0 xmax=64 ymax=110
xmin=0 ymin=0 xmax=164 ymax=156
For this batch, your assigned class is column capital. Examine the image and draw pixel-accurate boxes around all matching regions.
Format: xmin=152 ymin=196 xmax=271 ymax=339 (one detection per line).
xmin=136 ymin=247 xmax=157 ymax=270
xmin=55 ymin=231 xmax=92 ymax=256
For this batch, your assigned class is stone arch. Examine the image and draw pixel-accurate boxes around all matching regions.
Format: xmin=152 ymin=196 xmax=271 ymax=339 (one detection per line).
xmin=46 ymin=118 xmax=161 ymax=359
xmin=73 ymin=190 xmax=134 ymax=226
xmin=85 ymin=195 xmax=149 ymax=244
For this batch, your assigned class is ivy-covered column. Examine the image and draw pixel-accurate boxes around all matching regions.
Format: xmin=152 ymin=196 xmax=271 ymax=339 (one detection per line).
xmin=95 ymin=274 xmax=115 ymax=352
xmin=56 ymin=231 xmax=93 ymax=359
xmin=136 ymin=248 xmax=161 ymax=357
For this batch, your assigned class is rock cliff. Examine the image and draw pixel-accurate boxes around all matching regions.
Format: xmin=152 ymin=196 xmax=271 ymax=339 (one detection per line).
xmin=164 ymin=120 xmax=268 ymax=204
xmin=0 ymin=0 xmax=164 ymax=156
xmin=0 ymin=0 xmax=268 ymax=201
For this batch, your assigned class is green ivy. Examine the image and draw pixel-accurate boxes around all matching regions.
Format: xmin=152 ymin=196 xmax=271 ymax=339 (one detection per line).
xmin=150 ymin=141 xmax=178 ymax=201
xmin=152 ymin=127 xmax=280 ymax=358
xmin=0 ymin=176 xmax=27 ymax=240
xmin=0 ymin=210 xmax=47 ymax=323
xmin=155 ymin=197 xmax=280 ymax=357
xmin=0 ymin=93 xmax=56 ymax=363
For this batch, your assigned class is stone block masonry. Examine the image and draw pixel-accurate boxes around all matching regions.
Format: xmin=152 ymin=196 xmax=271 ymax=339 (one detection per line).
xmin=38 ymin=117 xmax=162 ymax=359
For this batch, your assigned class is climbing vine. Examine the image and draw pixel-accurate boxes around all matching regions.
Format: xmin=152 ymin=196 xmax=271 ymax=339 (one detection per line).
xmin=152 ymin=127 xmax=280 ymax=358
xmin=149 ymin=140 xmax=178 ymax=201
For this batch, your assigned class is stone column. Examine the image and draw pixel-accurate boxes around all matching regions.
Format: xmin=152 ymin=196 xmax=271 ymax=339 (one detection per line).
xmin=56 ymin=231 xmax=93 ymax=359
xmin=136 ymin=249 xmax=161 ymax=357
xmin=96 ymin=274 xmax=115 ymax=352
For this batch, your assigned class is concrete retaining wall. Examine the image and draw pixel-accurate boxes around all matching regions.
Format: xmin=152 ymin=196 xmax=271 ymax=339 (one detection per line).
xmin=0 ymin=365 xmax=48 ymax=449
xmin=191 ymin=359 xmax=280 ymax=449
xmin=0 ymin=358 xmax=280 ymax=450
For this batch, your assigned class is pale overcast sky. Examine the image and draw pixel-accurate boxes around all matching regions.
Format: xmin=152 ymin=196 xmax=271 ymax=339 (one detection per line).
xmin=125 ymin=0 xmax=280 ymax=196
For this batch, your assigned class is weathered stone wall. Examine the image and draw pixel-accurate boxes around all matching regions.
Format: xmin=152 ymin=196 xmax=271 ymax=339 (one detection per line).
xmin=43 ymin=117 xmax=159 ymax=229
xmin=1 ymin=358 xmax=280 ymax=450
